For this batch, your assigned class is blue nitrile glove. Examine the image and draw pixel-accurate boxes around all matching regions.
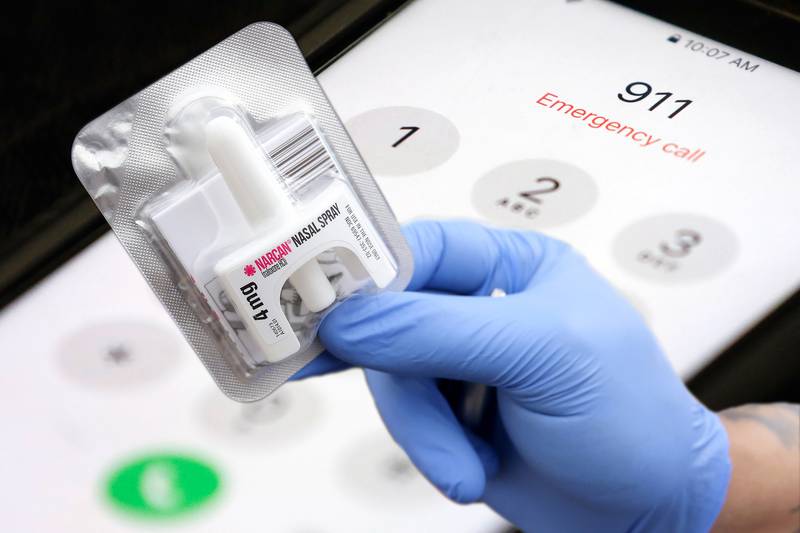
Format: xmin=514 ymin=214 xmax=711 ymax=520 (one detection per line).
xmin=314 ymin=220 xmax=731 ymax=532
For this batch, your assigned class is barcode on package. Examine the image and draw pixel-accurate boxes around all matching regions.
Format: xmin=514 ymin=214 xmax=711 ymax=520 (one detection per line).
xmin=265 ymin=116 xmax=337 ymax=190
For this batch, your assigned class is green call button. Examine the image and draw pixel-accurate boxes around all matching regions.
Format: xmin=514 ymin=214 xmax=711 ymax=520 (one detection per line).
xmin=105 ymin=452 xmax=221 ymax=519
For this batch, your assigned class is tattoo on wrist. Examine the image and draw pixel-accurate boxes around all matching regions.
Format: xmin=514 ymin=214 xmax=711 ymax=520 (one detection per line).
xmin=720 ymin=403 xmax=799 ymax=449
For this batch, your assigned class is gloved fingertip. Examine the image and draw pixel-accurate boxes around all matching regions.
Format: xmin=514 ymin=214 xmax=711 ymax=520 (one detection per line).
xmin=425 ymin=446 xmax=486 ymax=504
xmin=289 ymin=352 xmax=349 ymax=380
xmin=440 ymin=472 xmax=485 ymax=504
xmin=466 ymin=432 xmax=500 ymax=479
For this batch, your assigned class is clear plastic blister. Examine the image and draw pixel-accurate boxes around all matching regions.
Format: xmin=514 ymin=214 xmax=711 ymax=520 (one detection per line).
xmin=71 ymin=23 xmax=413 ymax=401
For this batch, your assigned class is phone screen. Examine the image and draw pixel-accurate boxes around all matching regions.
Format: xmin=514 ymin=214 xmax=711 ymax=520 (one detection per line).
xmin=3 ymin=1 xmax=798 ymax=531
xmin=320 ymin=0 xmax=800 ymax=377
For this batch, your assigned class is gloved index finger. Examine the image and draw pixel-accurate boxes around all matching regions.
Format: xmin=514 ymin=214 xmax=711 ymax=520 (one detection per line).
xmin=403 ymin=220 xmax=551 ymax=295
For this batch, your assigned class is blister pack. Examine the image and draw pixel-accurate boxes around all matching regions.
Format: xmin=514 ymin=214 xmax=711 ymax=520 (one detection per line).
xmin=71 ymin=23 xmax=413 ymax=401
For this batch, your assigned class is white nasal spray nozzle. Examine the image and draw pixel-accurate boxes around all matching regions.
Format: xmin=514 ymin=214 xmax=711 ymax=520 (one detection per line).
xmin=205 ymin=116 xmax=336 ymax=312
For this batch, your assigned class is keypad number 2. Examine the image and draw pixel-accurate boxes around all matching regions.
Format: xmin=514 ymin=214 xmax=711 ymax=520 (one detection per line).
xmin=496 ymin=177 xmax=560 ymax=219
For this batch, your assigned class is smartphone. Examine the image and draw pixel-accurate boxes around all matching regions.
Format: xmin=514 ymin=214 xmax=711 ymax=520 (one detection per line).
xmin=320 ymin=0 xmax=800 ymax=382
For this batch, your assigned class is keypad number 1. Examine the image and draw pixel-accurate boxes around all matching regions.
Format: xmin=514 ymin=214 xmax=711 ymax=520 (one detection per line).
xmin=391 ymin=126 xmax=420 ymax=148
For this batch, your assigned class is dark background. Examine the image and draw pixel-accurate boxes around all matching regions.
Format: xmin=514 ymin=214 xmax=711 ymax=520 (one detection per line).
xmin=1 ymin=0 xmax=798 ymax=406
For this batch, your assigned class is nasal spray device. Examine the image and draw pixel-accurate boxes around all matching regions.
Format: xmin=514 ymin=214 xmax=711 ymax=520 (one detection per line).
xmin=206 ymin=113 xmax=397 ymax=363
xmin=71 ymin=23 xmax=413 ymax=401
xmin=206 ymin=115 xmax=337 ymax=315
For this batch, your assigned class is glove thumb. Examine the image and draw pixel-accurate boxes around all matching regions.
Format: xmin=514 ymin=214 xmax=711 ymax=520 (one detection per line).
xmin=319 ymin=290 xmax=518 ymax=386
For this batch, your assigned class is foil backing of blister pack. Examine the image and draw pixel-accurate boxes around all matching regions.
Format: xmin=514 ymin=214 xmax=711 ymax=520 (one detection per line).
xmin=71 ymin=23 xmax=413 ymax=401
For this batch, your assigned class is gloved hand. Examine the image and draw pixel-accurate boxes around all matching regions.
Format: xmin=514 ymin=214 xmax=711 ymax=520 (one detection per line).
xmin=313 ymin=220 xmax=731 ymax=532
